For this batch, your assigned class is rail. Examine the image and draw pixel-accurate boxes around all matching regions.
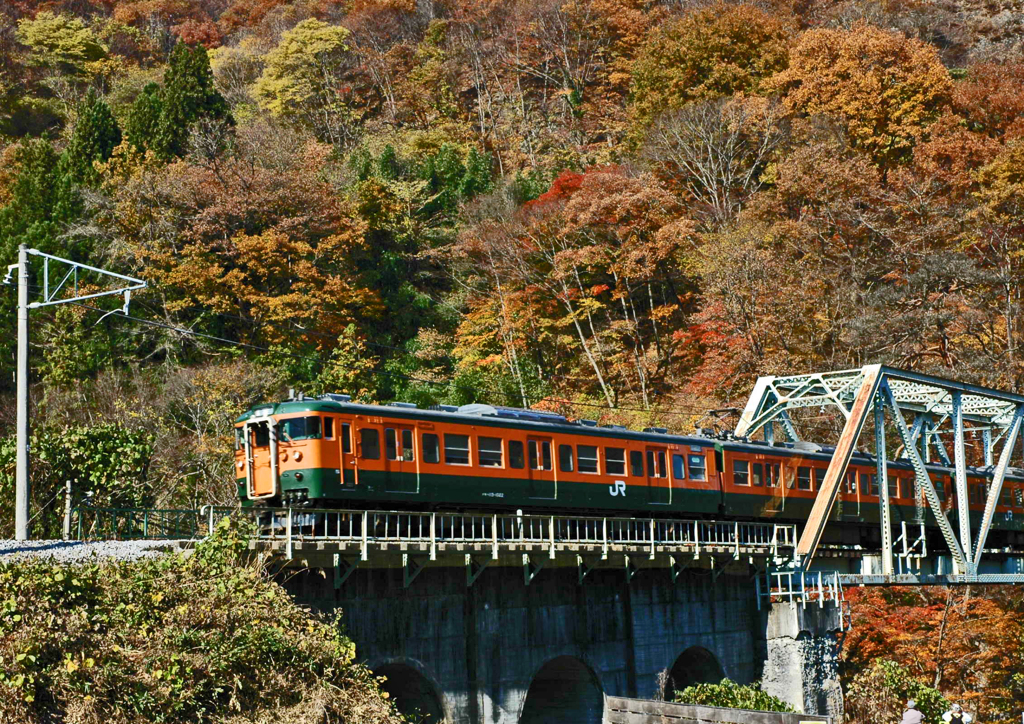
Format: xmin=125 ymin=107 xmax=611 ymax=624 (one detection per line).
xmin=244 ymin=508 xmax=796 ymax=561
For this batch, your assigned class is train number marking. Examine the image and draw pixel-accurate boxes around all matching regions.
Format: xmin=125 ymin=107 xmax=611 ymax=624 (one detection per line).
xmin=609 ymin=480 xmax=626 ymax=497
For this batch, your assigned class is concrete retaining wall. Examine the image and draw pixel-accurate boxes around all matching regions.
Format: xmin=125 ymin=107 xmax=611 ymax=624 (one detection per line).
xmin=605 ymin=696 xmax=833 ymax=724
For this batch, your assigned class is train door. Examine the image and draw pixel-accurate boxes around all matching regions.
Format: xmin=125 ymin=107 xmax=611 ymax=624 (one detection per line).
xmin=338 ymin=419 xmax=356 ymax=489
xmin=764 ymin=461 xmax=784 ymax=513
xmin=527 ymin=437 xmax=555 ymax=499
xmin=245 ymin=417 xmax=278 ymax=500
xmin=646 ymin=445 xmax=670 ymax=504
xmin=384 ymin=424 xmax=418 ymax=493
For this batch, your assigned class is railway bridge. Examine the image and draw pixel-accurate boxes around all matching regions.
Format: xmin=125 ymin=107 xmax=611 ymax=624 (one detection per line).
xmin=53 ymin=366 xmax=1024 ymax=723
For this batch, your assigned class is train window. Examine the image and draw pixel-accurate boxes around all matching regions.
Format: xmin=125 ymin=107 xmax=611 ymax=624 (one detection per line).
xmin=672 ymin=454 xmax=685 ymax=480
xmin=798 ymin=467 xmax=812 ymax=491
xmin=1016 ymin=489 xmax=1024 ymax=508
xmin=234 ymin=427 xmax=244 ymax=450
xmin=606 ymin=447 xmax=626 ymax=475
xmin=658 ymin=451 xmax=667 ymax=478
xmin=733 ymin=460 xmax=749 ymax=486
xmin=888 ymin=477 xmax=898 ymax=498
xmin=341 ymin=423 xmax=352 ymax=453
xmin=479 ymin=436 xmax=503 ymax=467
xmin=324 ymin=417 xmax=334 ymax=439
xmin=630 ymin=451 xmax=644 ymax=477
xmin=766 ymin=463 xmax=780 ymax=488
xmin=360 ymin=428 xmax=380 ymax=459
xmin=423 ymin=433 xmax=440 ymax=463
xmin=281 ymin=416 xmax=321 ymax=441
xmin=814 ymin=468 xmax=826 ymax=490
xmin=578 ymin=445 xmax=599 ymax=474
xmin=688 ymin=455 xmax=706 ymax=481
xmin=859 ymin=472 xmax=870 ymax=496
xmin=899 ymin=476 xmax=912 ymax=499
xmin=1000 ymin=486 xmax=1012 ymax=507
xmin=559 ymin=445 xmax=574 ymax=473
xmin=870 ymin=475 xmax=879 ymax=497
xmin=509 ymin=440 xmax=525 ymax=469
xmin=445 ymin=434 xmax=471 ymax=465
xmin=529 ymin=441 xmax=552 ymax=470
xmin=751 ymin=462 xmax=763 ymax=486
xmin=385 ymin=429 xmax=398 ymax=460
xmin=401 ymin=429 xmax=414 ymax=462
xmin=934 ymin=478 xmax=946 ymax=501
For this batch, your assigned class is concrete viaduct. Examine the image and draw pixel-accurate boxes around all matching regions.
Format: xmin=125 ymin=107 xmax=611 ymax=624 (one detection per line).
xmin=255 ymin=509 xmax=844 ymax=724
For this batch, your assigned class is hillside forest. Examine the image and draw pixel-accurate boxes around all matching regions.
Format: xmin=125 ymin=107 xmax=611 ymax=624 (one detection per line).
xmin=4 ymin=0 xmax=1024 ymax=718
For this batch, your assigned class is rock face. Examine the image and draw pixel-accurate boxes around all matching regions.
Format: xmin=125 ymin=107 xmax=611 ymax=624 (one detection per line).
xmin=761 ymin=602 xmax=844 ymax=719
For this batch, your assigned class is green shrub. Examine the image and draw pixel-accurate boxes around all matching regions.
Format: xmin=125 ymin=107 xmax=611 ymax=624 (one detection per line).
xmin=0 ymin=518 xmax=402 ymax=724
xmin=674 ymin=678 xmax=794 ymax=712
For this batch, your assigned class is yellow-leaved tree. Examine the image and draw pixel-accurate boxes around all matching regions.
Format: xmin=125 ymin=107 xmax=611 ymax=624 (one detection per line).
xmin=254 ymin=18 xmax=358 ymax=145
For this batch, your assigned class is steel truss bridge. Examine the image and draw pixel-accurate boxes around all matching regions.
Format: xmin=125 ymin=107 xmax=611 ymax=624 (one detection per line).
xmin=737 ymin=364 xmax=1024 ymax=584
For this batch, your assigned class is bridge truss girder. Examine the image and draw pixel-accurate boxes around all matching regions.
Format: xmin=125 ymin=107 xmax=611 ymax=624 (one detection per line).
xmin=735 ymin=365 xmax=1024 ymax=579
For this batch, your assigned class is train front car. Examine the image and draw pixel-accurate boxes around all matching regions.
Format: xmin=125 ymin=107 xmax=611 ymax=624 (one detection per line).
xmin=235 ymin=394 xmax=355 ymax=507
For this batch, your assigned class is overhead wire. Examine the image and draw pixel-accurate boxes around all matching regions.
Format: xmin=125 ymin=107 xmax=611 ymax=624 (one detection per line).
xmin=11 ymin=280 xmax=715 ymax=420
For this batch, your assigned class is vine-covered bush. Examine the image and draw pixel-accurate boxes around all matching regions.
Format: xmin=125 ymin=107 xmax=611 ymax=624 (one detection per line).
xmin=673 ymin=678 xmax=794 ymax=712
xmin=0 ymin=518 xmax=402 ymax=724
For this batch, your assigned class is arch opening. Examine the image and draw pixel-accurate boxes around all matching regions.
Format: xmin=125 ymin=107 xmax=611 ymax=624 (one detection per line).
xmin=662 ymin=646 xmax=725 ymax=699
xmin=374 ymin=663 xmax=446 ymax=723
xmin=519 ymin=655 xmax=603 ymax=724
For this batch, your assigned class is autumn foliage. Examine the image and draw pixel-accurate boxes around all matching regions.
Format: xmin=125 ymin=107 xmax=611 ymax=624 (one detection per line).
xmin=3 ymin=0 xmax=1024 ymax=710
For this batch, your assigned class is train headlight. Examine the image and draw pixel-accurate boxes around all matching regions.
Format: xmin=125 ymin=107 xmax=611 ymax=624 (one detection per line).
xmin=237 ymin=461 xmax=244 ymax=470
xmin=293 ymin=451 xmax=303 ymax=462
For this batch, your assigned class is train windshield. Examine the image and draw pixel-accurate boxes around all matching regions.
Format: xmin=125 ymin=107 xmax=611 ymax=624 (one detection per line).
xmin=280 ymin=416 xmax=322 ymax=441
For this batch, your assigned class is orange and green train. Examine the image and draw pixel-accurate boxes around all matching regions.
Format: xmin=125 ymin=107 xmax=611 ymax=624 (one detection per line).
xmin=235 ymin=395 xmax=1024 ymax=549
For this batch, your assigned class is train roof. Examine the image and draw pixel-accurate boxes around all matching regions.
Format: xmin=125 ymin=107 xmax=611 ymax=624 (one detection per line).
xmin=237 ymin=396 xmax=1024 ymax=479
xmin=237 ymin=397 xmax=721 ymax=446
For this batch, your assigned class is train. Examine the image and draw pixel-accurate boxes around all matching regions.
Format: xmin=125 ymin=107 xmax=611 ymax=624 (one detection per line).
xmin=234 ymin=394 xmax=1024 ymax=550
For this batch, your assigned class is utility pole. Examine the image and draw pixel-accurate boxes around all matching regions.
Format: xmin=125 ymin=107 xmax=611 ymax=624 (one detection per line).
xmin=6 ymin=247 xmax=145 ymax=541
xmin=15 ymin=245 xmax=29 ymax=540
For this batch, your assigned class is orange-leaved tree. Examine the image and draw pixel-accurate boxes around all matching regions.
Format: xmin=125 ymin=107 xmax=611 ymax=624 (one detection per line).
xmin=769 ymin=24 xmax=952 ymax=170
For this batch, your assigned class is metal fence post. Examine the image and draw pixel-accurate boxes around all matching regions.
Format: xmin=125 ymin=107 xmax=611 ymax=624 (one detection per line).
xmin=649 ymin=518 xmax=656 ymax=560
xmin=361 ymin=510 xmax=368 ymax=561
xmin=62 ymin=480 xmax=72 ymax=541
xmin=492 ymin=513 xmax=498 ymax=560
xmin=286 ymin=507 xmax=293 ymax=560
xmin=602 ymin=517 xmax=608 ymax=560
xmin=549 ymin=516 xmax=555 ymax=559
xmin=430 ymin=512 xmax=437 ymax=561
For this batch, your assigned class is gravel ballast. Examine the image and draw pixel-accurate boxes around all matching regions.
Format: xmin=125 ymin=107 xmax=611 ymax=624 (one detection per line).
xmin=0 ymin=539 xmax=191 ymax=564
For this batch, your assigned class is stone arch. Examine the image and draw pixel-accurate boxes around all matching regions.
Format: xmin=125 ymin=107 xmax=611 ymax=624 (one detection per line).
xmin=662 ymin=646 xmax=726 ymax=699
xmin=518 ymin=655 xmax=604 ymax=724
xmin=372 ymin=659 xmax=448 ymax=723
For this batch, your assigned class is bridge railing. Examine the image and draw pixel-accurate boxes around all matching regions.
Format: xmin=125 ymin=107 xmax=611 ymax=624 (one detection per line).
xmin=242 ymin=507 xmax=796 ymax=561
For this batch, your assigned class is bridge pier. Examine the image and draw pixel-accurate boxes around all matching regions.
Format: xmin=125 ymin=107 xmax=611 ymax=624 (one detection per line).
xmin=762 ymin=601 xmax=844 ymax=720
xmin=285 ymin=563 xmax=781 ymax=724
